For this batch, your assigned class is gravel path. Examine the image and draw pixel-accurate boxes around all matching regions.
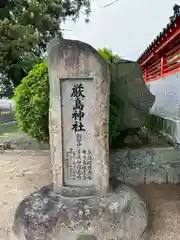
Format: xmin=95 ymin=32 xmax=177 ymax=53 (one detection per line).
xmin=0 ymin=152 xmax=180 ymax=240
xmin=0 ymin=152 xmax=52 ymax=240
xmin=135 ymin=183 xmax=180 ymax=240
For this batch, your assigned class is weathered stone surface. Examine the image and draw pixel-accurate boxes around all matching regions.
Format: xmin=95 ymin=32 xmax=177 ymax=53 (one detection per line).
xmin=47 ymin=38 xmax=110 ymax=195
xmin=129 ymin=148 xmax=153 ymax=166
xmin=111 ymin=145 xmax=180 ymax=185
xmin=123 ymin=167 xmax=145 ymax=185
xmin=112 ymin=167 xmax=125 ymax=182
xmin=152 ymin=147 xmax=180 ymax=164
xmin=166 ymin=164 xmax=180 ymax=184
xmin=12 ymin=182 xmax=148 ymax=240
xmin=110 ymin=150 xmax=129 ymax=166
xmin=111 ymin=59 xmax=155 ymax=131
xmin=123 ymin=134 xmax=143 ymax=145
xmin=145 ymin=166 xmax=166 ymax=184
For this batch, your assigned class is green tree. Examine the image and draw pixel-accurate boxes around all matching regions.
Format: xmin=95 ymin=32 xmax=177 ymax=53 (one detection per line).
xmin=97 ymin=48 xmax=120 ymax=64
xmin=14 ymin=61 xmax=49 ymax=142
xmin=0 ymin=0 xmax=91 ymax=95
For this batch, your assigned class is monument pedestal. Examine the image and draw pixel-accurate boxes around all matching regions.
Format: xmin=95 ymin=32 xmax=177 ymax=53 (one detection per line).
xmin=12 ymin=181 xmax=148 ymax=240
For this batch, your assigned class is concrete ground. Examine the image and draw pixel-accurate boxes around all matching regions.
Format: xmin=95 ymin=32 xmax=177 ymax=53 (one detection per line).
xmin=1 ymin=152 xmax=180 ymax=240
xmin=0 ymin=151 xmax=52 ymax=240
xmin=135 ymin=183 xmax=180 ymax=240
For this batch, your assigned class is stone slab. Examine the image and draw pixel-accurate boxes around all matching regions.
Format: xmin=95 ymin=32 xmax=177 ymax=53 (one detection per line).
xmin=47 ymin=38 xmax=110 ymax=194
xmin=61 ymin=79 xmax=95 ymax=187
xmin=110 ymin=150 xmax=129 ymax=167
xmin=111 ymin=146 xmax=180 ymax=184
xmin=123 ymin=167 xmax=145 ymax=186
xmin=129 ymin=148 xmax=153 ymax=166
xmin=152 ymin=147 xmax=180 ymax=164
xmin=166 ymin=164 xmax=180 ymax=184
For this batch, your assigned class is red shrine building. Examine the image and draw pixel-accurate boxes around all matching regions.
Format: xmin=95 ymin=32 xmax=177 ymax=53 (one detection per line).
xmin=137 ymin=5 xmax=180 ymax=119
xmin=137 ymin=5 xmax=180 ymax=143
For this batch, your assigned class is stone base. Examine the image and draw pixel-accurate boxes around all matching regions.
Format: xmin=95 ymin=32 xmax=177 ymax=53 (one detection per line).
xmin=111 ymin=146 xmax=180 ymax=185
xmin=12 ymin=182 xmax=148 ymax=240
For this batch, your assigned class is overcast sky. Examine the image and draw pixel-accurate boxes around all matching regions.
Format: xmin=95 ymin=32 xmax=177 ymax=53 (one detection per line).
xmin=62 ymin=0 xmax=178 ymax=61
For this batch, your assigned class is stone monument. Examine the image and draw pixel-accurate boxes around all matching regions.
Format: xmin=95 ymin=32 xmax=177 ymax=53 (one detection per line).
xmin=112 ymin=58 xmax=155 ymax=131
xmin=48 ymin=38 xmax=109 ymax=196
xmin=111 ymin=58 xmax=155 ymax=145
xmin=12 ymin=39 xmax=148 ymax=240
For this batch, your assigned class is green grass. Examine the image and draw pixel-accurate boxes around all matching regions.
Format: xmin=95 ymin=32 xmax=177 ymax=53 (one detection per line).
xmin=0 ymin=111 xmax=10 ymax=115
xmin=0 ymin=122 xmax=20 ymax=138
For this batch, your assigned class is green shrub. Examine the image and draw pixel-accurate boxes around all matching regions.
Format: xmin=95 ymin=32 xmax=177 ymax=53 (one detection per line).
xmin=14 ymin=62 xmax=49 ymax=142
xmin=97 ymin=48 xmax=121 ymax=146
xmin=14 ymin=48 xmax=121 ymax=145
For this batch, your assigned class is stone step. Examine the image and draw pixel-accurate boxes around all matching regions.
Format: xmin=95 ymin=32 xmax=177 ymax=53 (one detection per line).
xmin=111 ymin=146 xmax=180 ymax=185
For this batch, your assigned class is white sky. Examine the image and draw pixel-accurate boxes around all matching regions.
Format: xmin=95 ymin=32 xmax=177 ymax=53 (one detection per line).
xmin=62 ymin=0 xmax=179 ymax=61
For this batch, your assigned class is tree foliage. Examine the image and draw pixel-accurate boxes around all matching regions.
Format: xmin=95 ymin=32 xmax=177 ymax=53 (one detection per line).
xmin=97 ymin=48 xmax=121 ymax=146
xmin=14 ymin=61 xmax=49 ymax=142
xmin=97 ymin=48 xmax=120 ymax=64
xmin=14 ymin=48 xmax=121 ymax=145
xmin=0 ymin=0 xmax=91 ymax=95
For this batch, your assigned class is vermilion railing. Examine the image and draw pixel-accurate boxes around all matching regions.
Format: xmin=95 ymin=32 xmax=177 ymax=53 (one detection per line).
xmin=142 ymin=29 xmax=180 ymax=82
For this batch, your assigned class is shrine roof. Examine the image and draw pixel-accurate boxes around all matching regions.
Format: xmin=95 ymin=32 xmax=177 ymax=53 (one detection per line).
xmin=137 ymin=5 xmax=180 ymax=64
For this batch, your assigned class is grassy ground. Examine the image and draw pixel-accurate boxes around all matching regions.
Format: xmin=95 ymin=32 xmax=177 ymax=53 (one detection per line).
xmin=0 ymin=122 xmax=20 ymax=138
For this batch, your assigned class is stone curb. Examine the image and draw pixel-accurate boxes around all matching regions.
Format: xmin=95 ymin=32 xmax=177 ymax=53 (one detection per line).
xmin=112 ymin=146 xmax=180 ymax=184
